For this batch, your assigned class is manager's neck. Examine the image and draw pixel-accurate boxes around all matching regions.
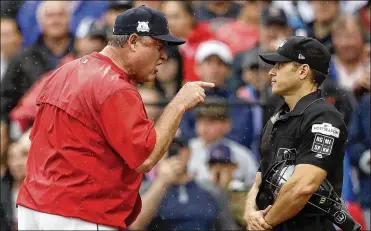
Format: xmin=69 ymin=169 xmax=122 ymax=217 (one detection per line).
xmin=100 ymin=46 xmax=132 ymax=76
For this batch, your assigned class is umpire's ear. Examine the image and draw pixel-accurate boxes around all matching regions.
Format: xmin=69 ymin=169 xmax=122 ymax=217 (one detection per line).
xmin=127 ymin=33 xmax=141 ymax=51
xmin=299 ymin=64 xmax=310 ymax=80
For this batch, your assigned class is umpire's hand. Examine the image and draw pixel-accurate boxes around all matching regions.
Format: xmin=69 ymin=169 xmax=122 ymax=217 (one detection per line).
xmin=171 ymin=81 xmax=215 ymax=112
xmin=245 ymin=205 xmax=272 ymax=230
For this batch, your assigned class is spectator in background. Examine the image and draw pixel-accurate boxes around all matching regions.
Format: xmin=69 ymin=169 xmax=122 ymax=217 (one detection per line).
xmin=330 ymin=14 xmax=369 ymax=97
xmin=155 ymin=47 xmax=183 ymax=99
xmin=207 ymin=143 xmax=249 ymax=229
xmin=16 ymin=1 xmax=109 ymax=47
xmin=101 ymin=1 xmax=133 ymax=36
xmin=271 ymin=0 xmax=312 ymax=32
xmin=229 ymin=6 xmax=291 ymax=93
xmin=302 ymin=0 xmax=340 ymax=53
xmin=357 ymin=0 xmax=370 ymax=34
xmin=0 ymin=121 xmax=9 ymax=178
xmin=7 ymin=129 xmax=30 ymax=228
xmin=0 ymin=16 xmax=23 ymax=83
xmin=355 ymin=36 xmax=370 ymax=100
xmin=161 ymin=1 xmax=214 ymax=82
xmin=214 ymin=1 xmax=262 ymax=56
xmin=207 ymin=143 xmax=239 ymax=189
xmin=138 ymin=86 xmax=163 ymax=121
xmin=180 ymin=40 xmax=255 ymax=149
xmin=0 ymin=179 xmax=13 ymax=231
xmin=134 ymin=0 xmax=162 ymax=10
xmin=74 ymin=19 xmax=108 ymax=57
xmin=132 ymin=138 xmax=238 ymax=231
xmin=144 ymin=46 xmax=184 ymax=100
xmin=128 ymin=147 xmax=185 ymax=230
xmin=236 ymin=54 xmax=272 ymax=158
xmin=0 ymin=1 xmax=24 ymax=18
xmin=1 ymin=1 xmax=74 ymax=125
xmin=195 ymin=1 xmax=241 ymax=30
xmin=0 ymin=120 xmax=12 ymax=231
xmin=188 ymin=100 xmax=258 ymax=189
xmin=347 ymin=94 xmax=371 ymax=230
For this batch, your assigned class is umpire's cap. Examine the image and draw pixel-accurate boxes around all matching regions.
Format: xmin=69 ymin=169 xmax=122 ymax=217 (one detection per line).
xmin=259 ymin=36 xmax=331 ymax=77
xmin=113 ymin=5 xmax=185 ymax=45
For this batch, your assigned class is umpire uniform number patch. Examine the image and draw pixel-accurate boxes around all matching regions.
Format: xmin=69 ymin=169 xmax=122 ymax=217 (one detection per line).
xmin=311 ymin=134 xmax=334 ymax=157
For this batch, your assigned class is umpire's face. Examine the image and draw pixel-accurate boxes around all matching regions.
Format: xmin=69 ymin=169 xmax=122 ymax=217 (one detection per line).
xmin=268 ymin=61 xmax=310 ymax=96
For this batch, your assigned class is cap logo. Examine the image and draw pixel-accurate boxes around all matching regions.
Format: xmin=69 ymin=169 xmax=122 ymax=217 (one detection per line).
xmin=298 ymin=54 xmax=305 ymax=60
xmin=137 ymin=21 xmax=150 ymax=33
xmin=279 ymin=40 xmax=287 ymax=48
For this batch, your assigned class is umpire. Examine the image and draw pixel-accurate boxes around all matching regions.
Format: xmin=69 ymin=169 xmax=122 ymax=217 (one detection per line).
xmin=243 ymin=36 xmax=359 ymax=231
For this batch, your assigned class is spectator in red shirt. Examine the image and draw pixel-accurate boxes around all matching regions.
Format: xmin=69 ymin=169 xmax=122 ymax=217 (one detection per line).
xmin=161 ymin=1 xmax=215 ymax=82
xmin=16 ymin=6 xmax=214 ymax=230
xmin=215 ymin=1 xmax=269 ymax=56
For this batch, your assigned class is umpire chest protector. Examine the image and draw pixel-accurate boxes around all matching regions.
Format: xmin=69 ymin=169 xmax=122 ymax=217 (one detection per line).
xmin=258 ymin=90 xmax=346 ymax=194
xmin=256 ymin=90 xmax=361 ymax=231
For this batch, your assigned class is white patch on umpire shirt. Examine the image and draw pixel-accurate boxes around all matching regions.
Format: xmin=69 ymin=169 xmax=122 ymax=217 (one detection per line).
xmin=311 ymin=134 xmax=334 ymax=158
xmin=311 ymin=123 xmax=340 ymax=138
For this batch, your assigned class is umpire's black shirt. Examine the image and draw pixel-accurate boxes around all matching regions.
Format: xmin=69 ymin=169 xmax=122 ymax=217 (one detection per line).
xmin=258 ymin=90 xmax=348 ymax=231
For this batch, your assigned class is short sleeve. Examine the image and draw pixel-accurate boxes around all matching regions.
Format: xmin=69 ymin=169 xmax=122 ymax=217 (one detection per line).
xmin=99 ymin=90 xmax=156 ymax=169
xmin=296 ymin=111 xmax=348 ymax=173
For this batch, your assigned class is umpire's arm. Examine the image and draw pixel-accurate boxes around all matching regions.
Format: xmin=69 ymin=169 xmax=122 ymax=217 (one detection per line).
xmin=264 ymin=111 xmax=348 ymax=227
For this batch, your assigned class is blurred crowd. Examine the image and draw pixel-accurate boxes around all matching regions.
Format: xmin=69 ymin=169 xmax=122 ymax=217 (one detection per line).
xmin=0 ymin=1 xmax=370 ymax=230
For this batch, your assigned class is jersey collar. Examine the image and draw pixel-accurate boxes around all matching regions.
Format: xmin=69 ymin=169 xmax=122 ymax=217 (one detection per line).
xmin=276 ymin=90 xmax=324 ymax=118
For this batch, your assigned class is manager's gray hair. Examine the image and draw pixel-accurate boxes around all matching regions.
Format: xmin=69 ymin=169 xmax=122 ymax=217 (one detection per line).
xmin=108 ymin=35 xmax=153 ymax=48
xmin=107 ymin=35 xmax=130 ymax=48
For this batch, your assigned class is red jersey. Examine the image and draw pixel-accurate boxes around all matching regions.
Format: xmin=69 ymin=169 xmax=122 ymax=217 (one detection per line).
xmin=215 ymin=20 xmax=259 ymax=56
xmin=16 ymin=52 xmax=157 ymax=229
xmin=10 ymin=53 xmax=78 ymax=133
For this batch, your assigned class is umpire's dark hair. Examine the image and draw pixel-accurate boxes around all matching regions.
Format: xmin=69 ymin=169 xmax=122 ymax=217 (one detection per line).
xmin=311 ymin=69 xmax=327 ymax=86
xmin=292 ymin=62 xmax=327 ymax=86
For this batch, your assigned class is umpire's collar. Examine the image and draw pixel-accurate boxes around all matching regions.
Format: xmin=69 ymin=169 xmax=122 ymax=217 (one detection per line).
xmin=277 ymin=90 xmax=324 ymax=118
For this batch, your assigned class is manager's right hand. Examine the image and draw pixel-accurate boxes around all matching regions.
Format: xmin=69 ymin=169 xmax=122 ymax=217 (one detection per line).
xmin=171 ymin=81 xmax=215 ymax=112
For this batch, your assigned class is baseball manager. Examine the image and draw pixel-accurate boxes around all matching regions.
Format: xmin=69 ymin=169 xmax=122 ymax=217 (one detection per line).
xmin=16 ymin=6 xmax=214 ymax=230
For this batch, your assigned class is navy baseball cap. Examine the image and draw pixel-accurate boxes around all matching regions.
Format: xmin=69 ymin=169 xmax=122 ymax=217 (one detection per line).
xmin=208 ymin=143 xmax=236 ymax=165
xmin=113 ymin=5 xmax=185 ymax=45
xmin=259 ymin=36 xmax=331 ymax=75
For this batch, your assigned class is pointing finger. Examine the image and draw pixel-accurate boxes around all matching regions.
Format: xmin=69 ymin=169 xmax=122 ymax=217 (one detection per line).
xmin=192 ymin=81 xmax=215 ymax=88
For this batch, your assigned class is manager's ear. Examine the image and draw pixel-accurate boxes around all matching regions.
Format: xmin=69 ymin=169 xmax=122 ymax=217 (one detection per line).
xmin=299 ymin=64 xmax=310 ymax=80
xmin=128 ymin=33 xmax=140 ymax=51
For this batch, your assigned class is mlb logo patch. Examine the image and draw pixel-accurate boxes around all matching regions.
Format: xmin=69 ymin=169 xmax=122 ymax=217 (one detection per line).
xmin=137 ymin=21 xmax=150 ymax=32
xmin=311 ymin=134 xmax=334 ymax=156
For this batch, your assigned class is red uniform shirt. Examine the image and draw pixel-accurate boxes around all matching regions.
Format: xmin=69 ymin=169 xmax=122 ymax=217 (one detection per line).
xmin=16 ymin=52 xmax=157 ymax=229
